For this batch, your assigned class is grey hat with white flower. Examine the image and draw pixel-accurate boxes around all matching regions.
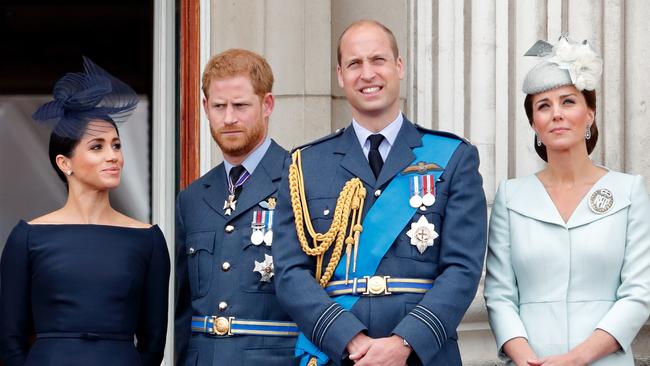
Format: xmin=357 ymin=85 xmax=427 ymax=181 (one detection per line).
xmin=522 ymin=36 xmax=603 ymax=94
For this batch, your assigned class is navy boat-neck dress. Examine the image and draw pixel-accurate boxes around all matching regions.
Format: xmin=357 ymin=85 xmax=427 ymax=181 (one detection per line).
xmin=0 ymin=220 xmax=170 ymax=366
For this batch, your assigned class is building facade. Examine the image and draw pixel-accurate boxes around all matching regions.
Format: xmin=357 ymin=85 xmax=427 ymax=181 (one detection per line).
xmin=198 ymin=0 xmax=650 ymax=364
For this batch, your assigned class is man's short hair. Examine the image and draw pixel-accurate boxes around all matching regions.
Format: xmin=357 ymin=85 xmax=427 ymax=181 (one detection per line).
xmin=337 ymin=19 xmax=399 ymax=66
xmin=202 ymin=49 xmax=274 ymax=98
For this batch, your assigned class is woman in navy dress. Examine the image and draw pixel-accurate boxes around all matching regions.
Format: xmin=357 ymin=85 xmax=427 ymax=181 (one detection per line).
xmin=0 ymin=57 xmax=170 ymax=366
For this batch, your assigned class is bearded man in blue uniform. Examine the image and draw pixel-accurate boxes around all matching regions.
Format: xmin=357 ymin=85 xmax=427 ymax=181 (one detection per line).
xmin=175 ymin=49 xmax=299 ymax=365
xmin=273 ymin=20 xmax=488 ymax=366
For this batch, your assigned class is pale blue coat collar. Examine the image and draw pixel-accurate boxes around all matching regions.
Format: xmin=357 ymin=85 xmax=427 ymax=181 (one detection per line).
xmin=506 ymin=171 xmax=632 ymax=229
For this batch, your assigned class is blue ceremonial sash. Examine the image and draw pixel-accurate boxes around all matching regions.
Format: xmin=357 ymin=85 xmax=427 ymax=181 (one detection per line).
xmin=295 ymin=134 xmax=462 ymax=366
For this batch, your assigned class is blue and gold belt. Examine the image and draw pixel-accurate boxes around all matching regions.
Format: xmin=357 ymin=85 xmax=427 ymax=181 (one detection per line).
xmin=324 ymin=276 xmax=433 ymax=296
xmin=191 ymin=316 xmax=299 ymax=337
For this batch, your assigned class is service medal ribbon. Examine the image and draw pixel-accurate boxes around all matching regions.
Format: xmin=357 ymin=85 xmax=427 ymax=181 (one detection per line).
xmin=409 ymin=175 xmax=423 ymax=208
xmin=250 ymin=210 xmax=265 ymax=245
xmin=264 ymin=210 xmax=274 ymax=246
xmin=422 ymin=175 xmax=436 ymax=206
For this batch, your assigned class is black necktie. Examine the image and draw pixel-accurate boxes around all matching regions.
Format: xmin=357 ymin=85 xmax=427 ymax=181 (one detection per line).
xmin=367 ymin=134 xmax=385 ymax=179
xmin=229 ymin=165 xmax=247 ymax=200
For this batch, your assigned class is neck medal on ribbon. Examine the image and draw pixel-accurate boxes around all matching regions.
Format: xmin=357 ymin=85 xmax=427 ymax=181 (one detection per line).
xmin=223 ymin=169 xmax=251 ymax=215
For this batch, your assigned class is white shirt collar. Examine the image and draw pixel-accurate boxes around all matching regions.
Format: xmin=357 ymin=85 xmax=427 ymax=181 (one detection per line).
xmin=352 ymin=112 xmax=403 ymax=157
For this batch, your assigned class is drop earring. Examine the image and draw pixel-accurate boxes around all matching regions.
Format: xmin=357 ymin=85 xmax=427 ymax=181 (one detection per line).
xmin=585 ymin=125 xmax=592 ymax=140
xmin=536 ymin=134 xmax=543 ymax=147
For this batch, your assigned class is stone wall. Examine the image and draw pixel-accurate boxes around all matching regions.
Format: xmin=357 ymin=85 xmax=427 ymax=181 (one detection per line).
xmin=207 ymin=0 xmax=650 ymax=363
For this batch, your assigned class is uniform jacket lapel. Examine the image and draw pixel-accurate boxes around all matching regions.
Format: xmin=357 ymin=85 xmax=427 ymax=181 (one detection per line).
xmin=199 ymin=141 xmax=286 ymax=220
xmin=335 ymin=117 xmax=420 ymax=188
xmin=227 ymin=141 xmax=286 ymax=221
xmin=201 ymin=165 xmax=230 ymax=219
xmin=335 ymin=126 xmax=376 ymax=187
xmin=376 ymin=117 xmax=419 ymax=188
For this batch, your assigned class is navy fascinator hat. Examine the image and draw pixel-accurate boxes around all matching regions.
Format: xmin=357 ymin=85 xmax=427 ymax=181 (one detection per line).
xmin=32 ymin=57 xmax=139 ymax=139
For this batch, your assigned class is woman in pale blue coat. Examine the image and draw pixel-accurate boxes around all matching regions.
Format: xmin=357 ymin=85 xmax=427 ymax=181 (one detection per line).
xmin=484 ymin=37 xmax=650 ymax=366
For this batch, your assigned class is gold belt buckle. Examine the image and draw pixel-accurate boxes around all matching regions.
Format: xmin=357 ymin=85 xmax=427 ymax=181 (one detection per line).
xmin=363 ymin=275 xmax=391 ymax=296
xmin=211 ymin=316 xmax=234 ymax=336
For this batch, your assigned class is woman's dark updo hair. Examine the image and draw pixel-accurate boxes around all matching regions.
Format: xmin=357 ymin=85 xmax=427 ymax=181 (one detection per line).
xmin=48 ymin=120 xmax=119 ymax=184
xmin=524 ymin=89 xmax=598 ymax=162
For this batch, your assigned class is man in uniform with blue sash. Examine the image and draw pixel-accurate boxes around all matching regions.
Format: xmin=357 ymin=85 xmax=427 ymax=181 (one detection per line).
xmin=273 ymin=20 xmax=487 ymax=365
xmin=175 ymin=49 xmax=299 ymax=365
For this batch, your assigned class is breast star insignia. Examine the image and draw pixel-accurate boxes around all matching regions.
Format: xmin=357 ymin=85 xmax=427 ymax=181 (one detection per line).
xmin=253 ymin=254 xmax=275 ymax=282
xmin=406 ymin=215 xmax=439 ymax=254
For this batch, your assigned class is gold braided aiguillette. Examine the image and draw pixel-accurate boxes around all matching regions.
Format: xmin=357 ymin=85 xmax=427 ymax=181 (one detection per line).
xmin=289 ymin=149 xmax=366 ymax=287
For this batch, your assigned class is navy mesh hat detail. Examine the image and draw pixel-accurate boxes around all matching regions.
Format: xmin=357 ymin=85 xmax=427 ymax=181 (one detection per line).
xmin=32 ymin=57 xmax=139 ymax=139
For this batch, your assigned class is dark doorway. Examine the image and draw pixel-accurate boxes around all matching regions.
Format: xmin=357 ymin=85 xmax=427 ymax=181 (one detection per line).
xmin=0 ymin=0 xmax=153 ymax=94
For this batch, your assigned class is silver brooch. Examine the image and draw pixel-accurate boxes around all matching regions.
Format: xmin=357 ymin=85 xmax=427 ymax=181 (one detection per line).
xmin=588 ymin=188 xmax=614 ymax=214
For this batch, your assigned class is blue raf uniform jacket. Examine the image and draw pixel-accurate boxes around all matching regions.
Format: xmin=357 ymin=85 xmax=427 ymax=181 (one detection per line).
xmin=273 ymin=118 xmax=487 ymax=365
xmin=175 ymin=140 xmax=299 ymax=366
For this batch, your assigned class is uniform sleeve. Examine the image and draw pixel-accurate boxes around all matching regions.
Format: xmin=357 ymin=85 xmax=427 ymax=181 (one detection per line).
xmin=0 ymin=222 xmax=33 ymax=366
xmin=136 ymin=226 xmax=170 ymax=366
xmin=391 ymin=143 xmax=488 ymax=365
xmin=174 ymin=193 xmax=192 ymax=362
xmin=595 ymin=175 xmax=650 ymax=352
xmin=483 ymin=181 xmax=528 ymax=359
xmin=273 ymin=157 xmax=367 ymax=364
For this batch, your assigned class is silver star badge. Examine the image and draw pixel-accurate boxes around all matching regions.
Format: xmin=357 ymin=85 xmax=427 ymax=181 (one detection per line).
xmin=406 ymin=216 xmax=438 ymax=254
xmin=253 ymin=254 xmax=274 ymax=282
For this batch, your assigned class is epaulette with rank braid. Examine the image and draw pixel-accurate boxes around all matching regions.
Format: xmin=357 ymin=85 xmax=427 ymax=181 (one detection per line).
xmin=290 ymin=127 xmax=346 ymax=154
xmin=413 ymin=124 xmax=471 ymax=145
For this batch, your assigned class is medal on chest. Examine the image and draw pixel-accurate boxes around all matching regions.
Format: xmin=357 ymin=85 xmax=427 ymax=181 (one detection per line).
xmin=250 ymin=210 xmax=265 ymax=245
xmin=422 ymin=175 xmax=436 ymax=206
xmin=253 ymin=254 xmax=274 ymax=282
xmin=250 ymin=210 xmax=274 ymax=246
xmin=250 ymin=198 xmax=276 ymax=246
xmin=409 ymin=175 xmax=436 ymax=208
xmin=406 ymin=215 xmax=439 ymax=254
